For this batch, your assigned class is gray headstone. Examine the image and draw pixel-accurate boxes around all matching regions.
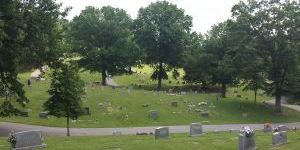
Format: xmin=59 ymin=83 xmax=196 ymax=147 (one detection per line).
xmin=38 ymin=112 xmax=48 ymax=119
xmin=112 ymin=131 xmax=122 ymax=136
xmin=200 ymin=112 xmax=209 ymax=118
xmin=278 ymin=125 xmax=288 ymax=132
xmin=155 ymin=127 xmax=169 ymax=139
xmin=20 ymin=111 xmax=29 ymax=117
xmin=263 ymin=125 xmax=272 ymax=133
xmin=82 ymin=107 xmax=90 ymax=115
xmin=190 ymin=123 xmax=202 ymax=136
xmin=239 ymin=133 xmax=256 ymax=150
xmin=12 ymin=130 xmax=46 ymax=149
xmin=171 ymin=101 xmax=178 ymax=107
xmin=148 ymin=110 xmax=158 ymax=120
xmin=272 ymin=131 xmax=287 ymax=145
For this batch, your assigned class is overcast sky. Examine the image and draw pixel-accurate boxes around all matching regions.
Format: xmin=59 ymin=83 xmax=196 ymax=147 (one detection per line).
xmin=56 ymin=0 xmax=242 ymax=33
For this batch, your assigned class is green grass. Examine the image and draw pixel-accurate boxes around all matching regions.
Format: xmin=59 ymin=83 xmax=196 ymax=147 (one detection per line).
xmin=1 ymin=132 xmax=300 ymax=150
xmin=0 ymin=66 xmax=300 ymax=128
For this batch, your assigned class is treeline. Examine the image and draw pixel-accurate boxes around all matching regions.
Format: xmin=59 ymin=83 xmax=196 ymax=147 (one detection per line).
xmin=0 ymin=0 xmax=299 ymax=117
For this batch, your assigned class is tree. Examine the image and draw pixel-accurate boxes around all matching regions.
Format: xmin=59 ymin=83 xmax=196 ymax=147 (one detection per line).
xmin=70 ymin=6 xmax=140 ymax=85
xmin=203 ymin=21 xmax=237 ymax=97
xmin=183 ymin=32 xmax=211 ymax=88
xmin=0 ymin=0 xmax=28 ymax=116
xmin=133 ymin=1 xmax=192 ymax=91
xmin=231 ymin=0 xmax=300 ymax=112
xmin=43 ymin=59 xmax=84 ymax=136
xmin=0 ymin=0 xmax=68 ymax=117
xmin=21 ymin=0 xmax=70 ymax=69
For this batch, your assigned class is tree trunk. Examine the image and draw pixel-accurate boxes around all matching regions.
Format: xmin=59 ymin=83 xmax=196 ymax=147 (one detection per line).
xmin=66 ymin=115 xmax=70 ymax=136
xmin=101 ymin=67 xmax=107 ymax=86
xmin=254 ymin=89 xmax=257 ymax=107
xmin=274 ymin=91 xmax=282 ymax=113
xmin=221 ymin=83 xmax=226 ymax=98
xmin=157 ymin=62 xmax=163 ymax=91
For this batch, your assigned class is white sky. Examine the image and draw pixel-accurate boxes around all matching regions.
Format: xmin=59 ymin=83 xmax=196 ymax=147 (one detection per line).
xmin=56 ymin=0 xmax=242 ymax=33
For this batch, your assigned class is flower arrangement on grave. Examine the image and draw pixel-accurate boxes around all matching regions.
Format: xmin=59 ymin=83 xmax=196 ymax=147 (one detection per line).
xmin=264 ymin=123 xmax=271 ymax=128
xmin=7 ymin=131 xmax=16 ymax=148
xmin=240 ymin=126 xmax=254 ymax=137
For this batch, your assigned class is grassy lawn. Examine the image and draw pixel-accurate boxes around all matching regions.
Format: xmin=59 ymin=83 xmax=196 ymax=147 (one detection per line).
xmin=0 ymin=66 xmax=299 ymax=128
xmin=0 ymin=132 xmax=300 ymax=149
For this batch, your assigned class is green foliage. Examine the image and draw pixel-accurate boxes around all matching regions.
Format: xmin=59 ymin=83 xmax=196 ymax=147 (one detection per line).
xmin=70 ymin=6 xmax=140 ymax=85
xmin=21 ymin=0 xmax=69 ymax=68
xmin=43 ymin=60 xmax=84 ymax=120
xmin=0 ymin=0 xmax=28 ymax=117
xmin=231 ymin=0 xmax=300 ymax=112
xmin=134 ymin=1 xmax=192 ymax=90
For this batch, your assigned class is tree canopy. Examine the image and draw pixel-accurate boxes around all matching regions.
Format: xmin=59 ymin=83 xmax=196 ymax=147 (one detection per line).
xmin=134 ymin=1 xmax=192 ymax=90
xmin=70 ymin=6 xmax=140 ymax=85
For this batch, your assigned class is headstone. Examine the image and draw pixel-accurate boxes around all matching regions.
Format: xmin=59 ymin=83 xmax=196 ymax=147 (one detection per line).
xmin=263 ymin=124 xmax=272 ymax=133
xmin=142 ymin=104 xmax=149 ymax=107
xmin=9 ymin=130 xmax=46 ymax=150
xmin=112 ymin=131 xmax=122 ymax=136
xmin=20 ymin=111 xmax=29 ymax=117
xmin=82 ymin=107 xmax=90 ymax=115
xmin=148 ymin=110 xmax=158 ymax=120
xmin=278 ymin=125 xmax=288 ymax=132
xmin=239 ymin=126 xmax=256 ymax=150
xmin=190 ymin=123 xmax=202 ymax=136
xmin=98 ymin=103 xmax=105 ymax=112
xmin=201 ymin=112 xmax=209 ymax=118
xmin=155 ymin=127 xmax=169 ymax=139
xmin=272 ymin=131 xmax=287 ymax=145
xmin=39 ymin=112 xmax=49 ymax=119
xmin=171 ymin=101 xmax=178 ymax=107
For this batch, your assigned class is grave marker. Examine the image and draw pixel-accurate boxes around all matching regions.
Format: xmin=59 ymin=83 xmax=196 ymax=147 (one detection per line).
xmin=155 ymin=127 xmax=169 ymax=139
xmin=190 ymin=123 xmax=203 ymax=136
xmin=272 ymin=131 xmax=287 ymax=145
xmin=9 ymin=130 xmax=46 ymax=150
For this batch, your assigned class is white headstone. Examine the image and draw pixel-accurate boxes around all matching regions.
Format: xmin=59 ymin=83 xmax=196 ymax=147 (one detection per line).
xmin=278 ymin=125 xmax=288 ymax=132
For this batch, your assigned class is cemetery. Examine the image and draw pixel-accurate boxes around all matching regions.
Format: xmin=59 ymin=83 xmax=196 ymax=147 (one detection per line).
xmin=0 ymin=0 xmax=300 ymax=149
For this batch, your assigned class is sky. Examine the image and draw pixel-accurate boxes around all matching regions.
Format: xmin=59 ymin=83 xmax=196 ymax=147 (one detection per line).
xmin=56 ymin=0 xmax=242 ymax=34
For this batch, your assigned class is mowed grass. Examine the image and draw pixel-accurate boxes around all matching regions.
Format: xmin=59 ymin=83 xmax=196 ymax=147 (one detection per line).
xmin=1 ymin=132 xmax=300 ymax=150
xmin=0 ymin=66 xmax=300 ymax=128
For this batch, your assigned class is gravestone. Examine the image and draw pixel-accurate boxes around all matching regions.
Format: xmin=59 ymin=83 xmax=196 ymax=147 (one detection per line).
xmin=200 ymin=112 xmax=209 ymax=118
xmin=10 ymin=130 xmax=46 ymax=150
xmin=155 ymin=127 xmax=169 ymax=139
xmin=190 ymin=123 xmax=203 ymax=136
xmin=38 ymin=112 xmax=49 ymax=119
xmin=98 ymin=103 xmax=105 ymax=112
xmin=263 ymin=124 xmax=272 ymax=133
xmin=20 ymin=111 xmax=29 ymax=117
xmin=82 ymin=107 xmax=90 ymax=115
xmin=278 ymin=125 xmax=288 ymax=132
xmin=112 ymin=131 xmax=122 ymax=136
xmin=148 ymin=110 xmax=158 ymax=120
xmin=239 ymin=127 xmax=256 ymax=150
xmin=272 ymin=131 xmax=287 ymax=145
xmin=171 ymin=101 xmax=178 ymax=107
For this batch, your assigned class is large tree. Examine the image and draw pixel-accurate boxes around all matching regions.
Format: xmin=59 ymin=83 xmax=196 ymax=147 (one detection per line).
xmin=231 ymin=0 xmax=300 ymax=112
xmin=0 ymin=0 xmax=68 ymax=116
xmin=70 ymin=6 xmax=140 ymax=85
xmin=43 ymin=59 xmax=84 ymax=136
xmin=204 ymin=22 xmax=237 ymax=97
xmin=0 ymin=0 xmax=28 ymax=116
xmin=133 ymin=1 xmax=192 ymax=91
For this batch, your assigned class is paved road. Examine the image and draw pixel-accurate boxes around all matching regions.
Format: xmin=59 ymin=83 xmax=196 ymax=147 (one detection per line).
xmin=1 ymin=122 xmax=300 ymax=137
xmin=267 ymin=96 xmax=300 ymax=112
